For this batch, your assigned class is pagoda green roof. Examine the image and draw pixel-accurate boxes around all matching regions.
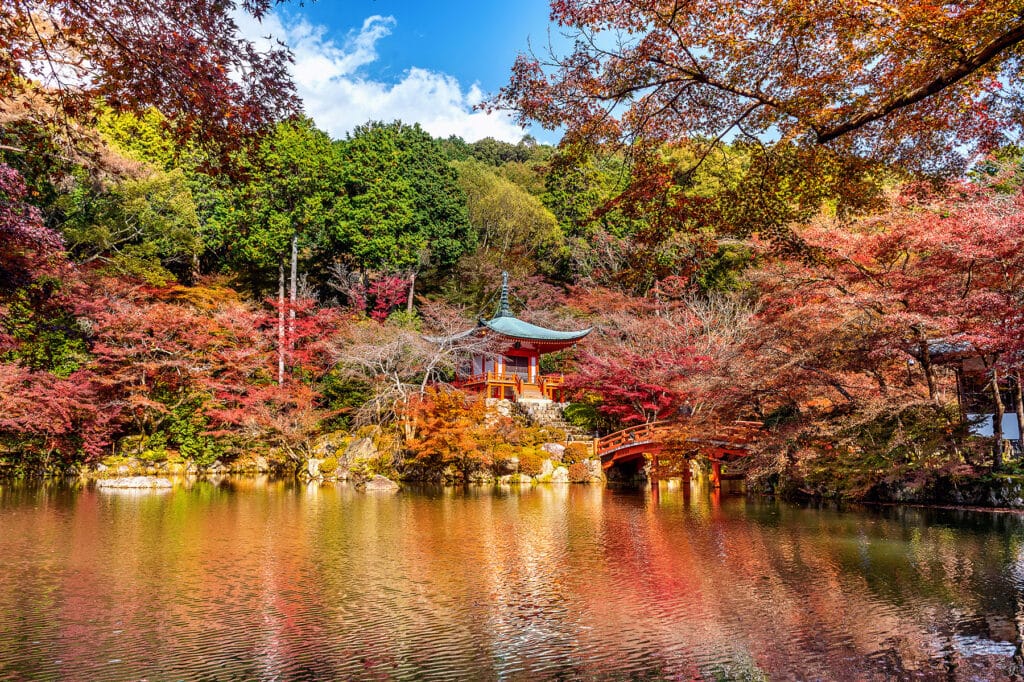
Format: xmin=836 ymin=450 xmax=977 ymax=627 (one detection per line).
xmin=480 ymin=315 xmax=592 ymax=342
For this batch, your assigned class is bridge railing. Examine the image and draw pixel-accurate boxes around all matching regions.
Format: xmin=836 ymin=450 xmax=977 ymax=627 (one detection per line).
xmin=597 ymin=420 xmax=764 ymax=459
xmin=596 ymin=421 xmax=667 ymax=455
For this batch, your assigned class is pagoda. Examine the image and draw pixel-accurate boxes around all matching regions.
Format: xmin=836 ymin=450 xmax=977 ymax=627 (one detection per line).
xmin=459 ymin=273 xmax=591 ymax=403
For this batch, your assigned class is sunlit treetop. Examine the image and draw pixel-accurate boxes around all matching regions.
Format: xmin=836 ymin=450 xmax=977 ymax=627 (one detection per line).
xmin=1 ymin=0 xmax=300 ymax=155
xmin=489 ymin=0 xmax=1024 ymax=174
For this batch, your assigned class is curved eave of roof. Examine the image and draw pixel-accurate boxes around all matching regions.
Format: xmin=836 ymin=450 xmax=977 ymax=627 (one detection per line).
xmin=480 ymin=315 xmax=592 ymax=343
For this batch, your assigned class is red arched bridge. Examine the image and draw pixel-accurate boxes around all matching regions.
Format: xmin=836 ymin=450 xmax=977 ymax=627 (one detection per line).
xmin=596 ymin=420 xmax=763 ymax=486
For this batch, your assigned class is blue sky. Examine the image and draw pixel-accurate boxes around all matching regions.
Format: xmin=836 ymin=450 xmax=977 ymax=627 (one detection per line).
xmin=237 ymin=1 xmax=559 ymax=143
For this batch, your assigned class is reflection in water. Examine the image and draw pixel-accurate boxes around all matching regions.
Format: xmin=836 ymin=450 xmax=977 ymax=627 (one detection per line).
xmin=0 ymin=480 xmax=1022 ymax=680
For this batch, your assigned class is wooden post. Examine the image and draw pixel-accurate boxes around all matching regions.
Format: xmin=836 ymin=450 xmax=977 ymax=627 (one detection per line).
xmin=710 ymin=460 xmax=722 ymax=489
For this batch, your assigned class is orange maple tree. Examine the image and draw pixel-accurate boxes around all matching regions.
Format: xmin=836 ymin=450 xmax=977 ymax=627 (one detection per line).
xmin=491 ymin=0 xmax=1024 ymax=172
xmin=403 ymin=388 xmax=496 ymax=483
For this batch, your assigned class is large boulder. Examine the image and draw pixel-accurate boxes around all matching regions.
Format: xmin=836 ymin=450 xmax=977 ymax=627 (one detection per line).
xmin=310 ymin=431 xmax=350 ymax=459
xmin=342 ymin=437 xmax=377 ymax=467
xmin=541 ymin=443 xmax=565 ymax=459
xmin=306 ymin=458 xmax=322 ymax=479
xmin=540 ymin=459 xmax=555 ymax=477
xmin=206 ymin=459 xmax=228 ymax=475
xmin=551 ymin=466 xmax=570 ymax=483
xmin=362 ymin=475 xmax=400 ymax=493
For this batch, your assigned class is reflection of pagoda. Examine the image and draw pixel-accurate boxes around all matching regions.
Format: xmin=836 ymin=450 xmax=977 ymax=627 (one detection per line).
xmin=460 ymin=273 xmax=591 ymax=403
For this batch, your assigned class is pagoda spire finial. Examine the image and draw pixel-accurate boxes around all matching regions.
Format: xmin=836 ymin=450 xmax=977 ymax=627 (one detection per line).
xmin=496 ymin=271 xmax=511 ymax=318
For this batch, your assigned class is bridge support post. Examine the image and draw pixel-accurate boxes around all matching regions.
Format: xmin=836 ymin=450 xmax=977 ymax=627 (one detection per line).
xmin=710 ymin=460 xmax=722 ymax=489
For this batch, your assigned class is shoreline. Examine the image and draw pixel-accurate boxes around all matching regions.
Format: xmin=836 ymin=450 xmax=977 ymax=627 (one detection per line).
xmin=4 ymin=471 xmax=1024 ymax=514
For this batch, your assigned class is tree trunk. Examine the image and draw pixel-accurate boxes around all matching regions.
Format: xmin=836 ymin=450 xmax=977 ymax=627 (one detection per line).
xmin=954 ymin=366 xmax=967 ymax=424
xmin=289 ymin=234 xmax=298 ymax=346
xmin=1015 ymin=373 xmax=1024 ymax=453
xmin=915 ymin=329 xmax=938 ymax=404
xmin=278 ymin=262 xmax=285 ymax=386
xmin=406 ymin=271 xmax=416 ymax=314
xmin=992 ymin=365 xmax=1004 ymax=469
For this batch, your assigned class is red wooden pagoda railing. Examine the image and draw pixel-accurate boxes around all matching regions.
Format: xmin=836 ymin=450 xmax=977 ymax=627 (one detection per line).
xmin=460 ymin=371 xmax=568 ymax=401
xmin=538 ymin=374 xmax=565 ymax=401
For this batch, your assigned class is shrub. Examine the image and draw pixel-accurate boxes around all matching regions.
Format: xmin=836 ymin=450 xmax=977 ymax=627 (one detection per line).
xmin=317 ymin=372 xmax=372 ymax=431
xmin=320 ymin=456 xmax=338 ymax=474
xmin=568 ymin=461 xmax=590 ymax=483
xmin=494 ymin=443 xmax=515 ymax=459
xmin=518 ymin=447 xmax=543 ymax=476
xmin=562 ymin=442 xmax=590 ymax=465
xmin=492 ymin=443 xmax=516 ymax=474
xmin=351 ymin=454 xmax=397 ymax=480
xmin=563 ymin=401 xmax=607 ymax=433
xmin=538 ymin=426 xmax=566 ymax=443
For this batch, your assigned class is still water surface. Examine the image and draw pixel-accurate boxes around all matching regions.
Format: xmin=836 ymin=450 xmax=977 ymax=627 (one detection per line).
xmin=1 ymin=480 xmax=1022 ymax=680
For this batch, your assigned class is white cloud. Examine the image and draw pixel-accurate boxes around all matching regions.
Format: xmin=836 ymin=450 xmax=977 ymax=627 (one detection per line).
xmin=235 ymin=11 xmax=528 ymax=142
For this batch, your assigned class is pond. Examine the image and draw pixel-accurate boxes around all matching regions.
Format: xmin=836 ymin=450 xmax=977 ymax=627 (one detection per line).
xmin=0 ymin=479 xmax=1021 ymax=680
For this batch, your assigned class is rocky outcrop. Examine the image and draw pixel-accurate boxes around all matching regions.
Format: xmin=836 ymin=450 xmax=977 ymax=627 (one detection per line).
xmin=865 ymin=473 xmax=1024 ymax=508
xmin=551 ymin=466 xmax=570 ymax=483
xmin=488 ymin=398 xmax=514 ymax=419
xmin=469 ymin=470 xmax=496 ymax=484
xmin=584 ymin=458 xmax=604 ymax=483
xmin=361 ymin=475 xmax=400 ymax=492
xmin=542 ymin=442 xmax=565 ymax=459
xmin=342 ymin=437 xmax=377 ymax=467
xmin=310 ymin=431 xmax=350 ymax=459
xmin=206 ymin=460 xmax=229 ymax=475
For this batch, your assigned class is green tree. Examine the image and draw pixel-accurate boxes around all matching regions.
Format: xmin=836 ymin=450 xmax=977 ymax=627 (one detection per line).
xmin=206 ymin=117 xmax=343 ymax=290
xmin=455 ymin=159 xmax=562 ymax=265
xmin=58 ymin=168 xmax=202 ymax=283
xmin=328 ymin=121 xmax=473 ymax=275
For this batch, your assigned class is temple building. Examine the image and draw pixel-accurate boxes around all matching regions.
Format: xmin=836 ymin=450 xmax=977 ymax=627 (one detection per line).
xmin=457 ymin=273 xmax=591 ymax=403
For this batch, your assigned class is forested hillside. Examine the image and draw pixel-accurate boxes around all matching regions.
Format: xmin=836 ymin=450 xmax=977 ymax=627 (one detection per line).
xmin=3 ymin=0 xmax=1024 ymax=500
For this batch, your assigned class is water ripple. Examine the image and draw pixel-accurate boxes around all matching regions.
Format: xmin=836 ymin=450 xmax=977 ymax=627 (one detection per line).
xmin=0 ymin=482 xmax=1022 ymax=679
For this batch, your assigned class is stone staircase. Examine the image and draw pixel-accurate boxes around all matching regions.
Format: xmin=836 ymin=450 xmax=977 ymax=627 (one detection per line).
xmin=511 ymin=400 xmax=590 ymax=441
xmin=517 ymin=383 xmax=546 ymax=401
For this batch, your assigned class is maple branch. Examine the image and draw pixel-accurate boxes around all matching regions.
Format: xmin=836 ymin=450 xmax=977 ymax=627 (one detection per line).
xmin=816 ymin=17 xmax=1024 ymax=144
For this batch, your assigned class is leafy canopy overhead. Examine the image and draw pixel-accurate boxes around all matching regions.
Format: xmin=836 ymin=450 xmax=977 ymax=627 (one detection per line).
xmin=491 ymin=0 xmax=1024 ymax=172
xmin=1 ymin=0 xmax=299 ymax=152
